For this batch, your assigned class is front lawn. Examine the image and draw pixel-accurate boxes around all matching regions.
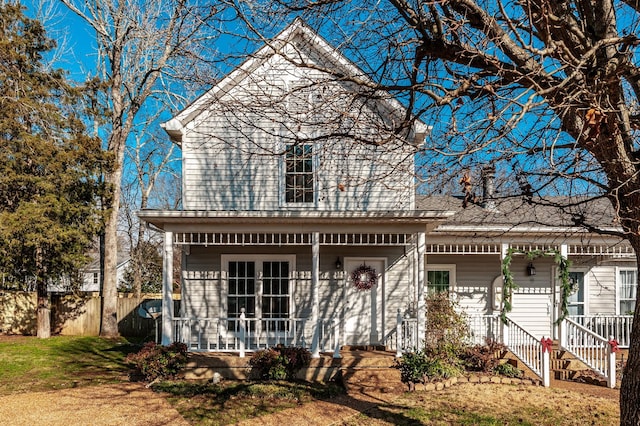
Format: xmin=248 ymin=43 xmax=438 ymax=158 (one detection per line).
xmin=153 ymin=379 xmax=345 ymax=425
xmin=341 ymin=383 xmax=619 ymax=426
xmin=0 ymin=335 xmax=138 ymax=395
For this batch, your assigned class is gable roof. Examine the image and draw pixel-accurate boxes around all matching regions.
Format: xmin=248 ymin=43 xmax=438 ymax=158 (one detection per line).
xmin=162 ymin=18 xmax=429 ymax=145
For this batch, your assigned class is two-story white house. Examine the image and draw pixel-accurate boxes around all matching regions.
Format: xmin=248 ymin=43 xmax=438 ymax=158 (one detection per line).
xmin=139 ymin=18 xmax=453 ymax=356
xmin=139 ymin=18 xmax=636 ymax=363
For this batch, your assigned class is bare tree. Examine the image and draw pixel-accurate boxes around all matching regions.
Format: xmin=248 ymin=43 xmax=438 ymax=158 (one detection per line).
xmin=59 ymin=0 xmax=223 ymax=336
xmin=212 ymin=2 xmax=640 ymax=422
xmin=121 ymin=114 xmax=179 ymax=297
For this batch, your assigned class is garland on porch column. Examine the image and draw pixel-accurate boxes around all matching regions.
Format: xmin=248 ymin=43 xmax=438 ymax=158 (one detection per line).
xmin=500 ymin=248 xmax=572 ymax=324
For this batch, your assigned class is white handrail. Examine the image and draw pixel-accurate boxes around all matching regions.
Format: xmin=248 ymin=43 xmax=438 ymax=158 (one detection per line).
xmin=502 ymin=316 xmax=550 ymax=386
xmin=382 ymin=310 xmax=418 ymax=356
xmin=569 ymin=315 xmax=633 ymax=348
xmin=560 ymin=318 xmax=617 ymax=388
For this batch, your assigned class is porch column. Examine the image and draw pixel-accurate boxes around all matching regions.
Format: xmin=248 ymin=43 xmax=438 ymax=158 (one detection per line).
xmin=555 ymin=244 xmax=569 ymax=340
xmin=311 ymin=231 xmax=321 ymax=358
xmin=500 ymin=243 xmax=509 ymax=344
xmin=161 ymin=231 xmax=174 ymax=345
xmin=416 ymin=232 xmax=426 ymax=348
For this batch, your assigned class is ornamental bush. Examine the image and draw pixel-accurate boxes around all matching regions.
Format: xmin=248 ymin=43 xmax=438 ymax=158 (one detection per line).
xmin=249 ymin=346 xmax=311 ymax=381
xmin=126 ymin=341 xmax=188 ymax=381
xmin=494 ymin=362 xmax=523 ymax=378
xmin=394 ymin=350 xmax=463 ymax=385
xmin=461 ymin=339 xmax=507 ymax=373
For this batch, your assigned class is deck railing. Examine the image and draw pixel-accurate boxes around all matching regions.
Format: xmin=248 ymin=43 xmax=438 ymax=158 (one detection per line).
xmin=560 ymin=318 xmax=617 ymax=388
xmin=569 ymin=315 xmax=633 ymax=348
xmin=502 ymin=316 xmax=550 ymax=386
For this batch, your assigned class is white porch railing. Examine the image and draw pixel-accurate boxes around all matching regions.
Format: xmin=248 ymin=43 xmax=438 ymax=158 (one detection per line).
xmin=382 ymin=309 xmax=419 ymax=356
xmin=502 ymin=316 xmax=550 ymax=387
xmin=569 ymin=315 xmax=633 ymax=348
xmin=172 ymin=313 xmax=341 ymax=358
xmin=560 ymin=318 xmax=617 ymax=388
xmin=467 ymin=314 xmax=502 ymax=345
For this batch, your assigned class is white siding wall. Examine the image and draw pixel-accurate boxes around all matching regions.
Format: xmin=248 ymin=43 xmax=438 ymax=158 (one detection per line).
xmin=427 ymin=254 xmax=501 ymax=315
xmin=180 ymin=43 xmax=414 ymax=212
xmin=428 ymin=255 xmax=553 ymax=338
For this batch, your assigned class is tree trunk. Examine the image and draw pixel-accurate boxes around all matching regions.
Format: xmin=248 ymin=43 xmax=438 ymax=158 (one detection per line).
xmin=100 ymin=167 xmax=123 ymax=337
xmin=620 ymin=248 xmax=640 ymax=425
xmin=36 ymin=276 xmax=51 ymax=339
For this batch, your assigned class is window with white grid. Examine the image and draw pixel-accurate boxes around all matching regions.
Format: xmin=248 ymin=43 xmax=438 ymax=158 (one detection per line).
xmin=618 ymin=269 xmax=637 ymax=315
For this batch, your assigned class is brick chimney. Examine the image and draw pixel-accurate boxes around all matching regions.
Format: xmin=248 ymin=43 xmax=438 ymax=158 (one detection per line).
xmin=482 ymin=166 xmax=497 ymax=211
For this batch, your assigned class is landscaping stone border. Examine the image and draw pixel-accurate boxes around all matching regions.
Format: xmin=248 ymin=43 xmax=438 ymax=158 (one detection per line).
xmin=408 ymin=374 xmax=541 ymax=391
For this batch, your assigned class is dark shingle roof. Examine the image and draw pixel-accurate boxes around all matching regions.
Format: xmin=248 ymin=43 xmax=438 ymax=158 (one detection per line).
xmin=417 ymin=195 xmax=618 ymax=231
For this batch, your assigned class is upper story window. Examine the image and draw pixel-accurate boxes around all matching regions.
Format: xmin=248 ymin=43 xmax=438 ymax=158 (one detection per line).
xmin=618 ymin=268 xmax=637 ymax=315
xmin=285 ymin=144 xmax=314 ymax=204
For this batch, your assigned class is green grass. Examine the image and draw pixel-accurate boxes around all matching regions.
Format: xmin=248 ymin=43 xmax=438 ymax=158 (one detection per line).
xmin=342 ymin=384 xmax=619 ymax=425
xmin=0 ymin=335 xmax=140 ymax=395
xmin=153 ymin=379 xmax=345 ymax=426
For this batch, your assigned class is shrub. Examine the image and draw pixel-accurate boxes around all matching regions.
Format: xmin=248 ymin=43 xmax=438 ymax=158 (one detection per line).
xmin=394 ymin=350 xmax=463 ymax=385
xmin=494 ymin=362 xmax=523 ymax=378
xmin=394 ymin=351 xmax=429 ymax=385
xmin=126 ymin=341 xmax=188 ymax=381
xmin=424 ymin=292 xmax=470 ymax=360
xmin=249 ymin=346 xmax=311 ymax=381
xmin=461 ymin=339 xmax=507 ymax=373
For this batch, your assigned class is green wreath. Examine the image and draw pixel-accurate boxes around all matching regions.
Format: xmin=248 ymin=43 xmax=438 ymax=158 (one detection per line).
xmin=351 ymin=265 xmax=377 ymax=291
xmin=501 ymin=248 xmax=571 ymax=324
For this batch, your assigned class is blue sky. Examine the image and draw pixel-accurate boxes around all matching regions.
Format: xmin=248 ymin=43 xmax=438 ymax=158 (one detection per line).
xmin=23 ymin=1 xmax=97 ymax=81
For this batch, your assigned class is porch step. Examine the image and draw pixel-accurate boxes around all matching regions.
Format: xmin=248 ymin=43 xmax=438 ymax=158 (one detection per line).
xmin=550 ymin=348 xmax=608 ymax=387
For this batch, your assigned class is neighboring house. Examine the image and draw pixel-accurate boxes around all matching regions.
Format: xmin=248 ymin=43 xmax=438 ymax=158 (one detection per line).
xmin=139 ymin=18 xmax=636 ymax=361
xmin=48 ymin=254 xmax=130 ymax=293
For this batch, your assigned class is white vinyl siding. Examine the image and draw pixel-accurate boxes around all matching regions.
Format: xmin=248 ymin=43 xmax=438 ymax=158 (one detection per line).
xmin=179 ymin=42 xmax=414 ymax=212
xmin=586 ymin=265 xmax=616 ymax=315
xmin=427 ymin=255 xmax=499 ymax=315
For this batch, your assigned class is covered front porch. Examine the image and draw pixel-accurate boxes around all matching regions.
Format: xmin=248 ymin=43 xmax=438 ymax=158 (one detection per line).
xmin=138 ymin=209 xmax=454 ymax=358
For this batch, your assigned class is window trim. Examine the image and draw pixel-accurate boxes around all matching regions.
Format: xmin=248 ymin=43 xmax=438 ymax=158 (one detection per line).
xmin=425 ymin=264 xmax=456 ymax=294
xmin=567 ymin=268 xmax=589 ymax=316
xmin=280 ymin=142 xmax=317 ymax=207
xmin=221 ymin=255 xmax=296 ymax=319
xmin=616 ymin=267 xmax=637 ymax=315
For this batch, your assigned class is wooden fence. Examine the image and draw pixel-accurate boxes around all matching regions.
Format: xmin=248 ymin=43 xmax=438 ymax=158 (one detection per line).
xmin=0 ymin=291 xmax=180 ymax=338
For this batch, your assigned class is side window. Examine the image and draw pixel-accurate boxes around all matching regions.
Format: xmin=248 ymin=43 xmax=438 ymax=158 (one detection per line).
xmin=619 ymin=269 xmax=637 ymax=315
xmin=426 ymin=265 xmax=455 ymax=295
xmin=285 ymin=144 xmax=314 ymax=204
xmin=567 ymin=271 xmax=585 ymax=316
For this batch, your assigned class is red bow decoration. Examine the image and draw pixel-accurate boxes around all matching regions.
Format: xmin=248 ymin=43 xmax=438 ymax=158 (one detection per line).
xmin=541 ymin=337 xmax=553 ymax=353
xmin=609 ymin=339 xmax=620 ymax=353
